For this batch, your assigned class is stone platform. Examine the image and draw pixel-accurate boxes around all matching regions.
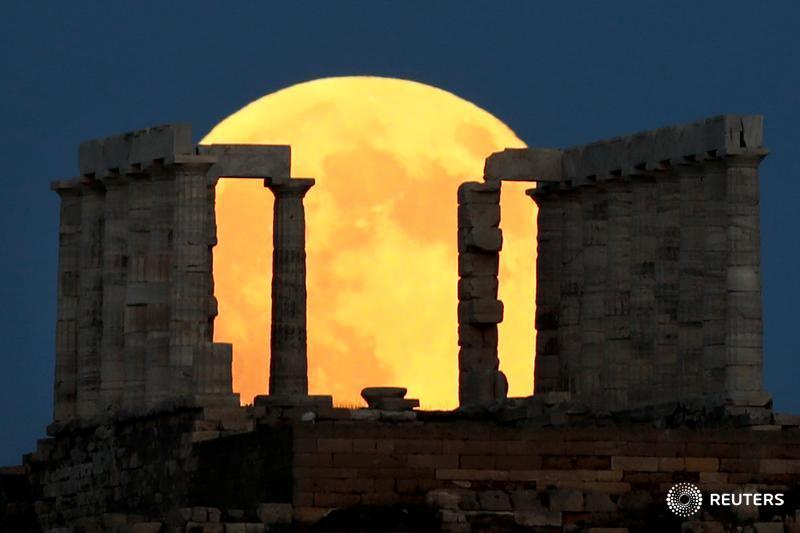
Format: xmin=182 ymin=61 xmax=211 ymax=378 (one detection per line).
xmin=2 ymin=405 xmax=800 ymax=531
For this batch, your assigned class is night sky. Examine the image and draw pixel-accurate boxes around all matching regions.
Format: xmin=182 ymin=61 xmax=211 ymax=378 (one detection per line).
xmin=1 ymin=2 xmax=798 ymax=465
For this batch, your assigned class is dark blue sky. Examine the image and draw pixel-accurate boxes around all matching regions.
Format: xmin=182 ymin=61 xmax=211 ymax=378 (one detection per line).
xmin=1 ymin=2 xmax=798 ymax=464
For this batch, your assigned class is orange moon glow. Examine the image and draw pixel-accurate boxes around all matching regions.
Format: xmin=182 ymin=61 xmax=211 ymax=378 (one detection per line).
xmin=201 ymin=76 xmax=535 ymax=409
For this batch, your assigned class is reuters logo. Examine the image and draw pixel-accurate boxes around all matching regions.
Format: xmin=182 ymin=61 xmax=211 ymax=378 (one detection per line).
xmin=667 ymin=483 xmax=703 ymax=517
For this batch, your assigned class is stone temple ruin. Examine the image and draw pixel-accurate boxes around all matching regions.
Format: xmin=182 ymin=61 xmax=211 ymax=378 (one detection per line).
xmin=2 ymin=115 xmax=799 ymax=532
xmin=458 ymin=115 xmax=767 ymax=414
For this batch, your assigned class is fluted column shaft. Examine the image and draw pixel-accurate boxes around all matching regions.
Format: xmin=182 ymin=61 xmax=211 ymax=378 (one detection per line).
xmin=52 ymin=183 xmax=83 ymax=423
xmin=266 ymin=178 xmax=314 ymax=397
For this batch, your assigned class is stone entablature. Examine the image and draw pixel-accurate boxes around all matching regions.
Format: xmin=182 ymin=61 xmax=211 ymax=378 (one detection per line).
xmin=465 ymin=115 xmax=768 ymax=411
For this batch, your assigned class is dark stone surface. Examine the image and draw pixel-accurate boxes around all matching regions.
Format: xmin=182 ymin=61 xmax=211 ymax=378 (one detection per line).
xmin=190 ymin=425 xmax=292 ymax=507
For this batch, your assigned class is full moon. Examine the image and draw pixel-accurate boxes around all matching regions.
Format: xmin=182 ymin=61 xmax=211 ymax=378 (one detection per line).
xmin=201 ymin=76 xmax=535 ymax=409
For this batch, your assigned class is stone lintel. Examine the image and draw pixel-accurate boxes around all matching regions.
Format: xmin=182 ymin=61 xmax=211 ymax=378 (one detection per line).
xmin=487 ymin=115 xmax=768 ymax=190
xmin=199 ymin=144 xmax=291 ymax=179
xmin=79 ymin=123 xmax=193 ymax=177
xmin=484 ymin=147 xmax=563 ymax=182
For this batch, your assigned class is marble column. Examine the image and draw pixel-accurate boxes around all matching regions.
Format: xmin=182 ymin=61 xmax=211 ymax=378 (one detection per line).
xmin=170 ymin=163 xmax=215 ymax=402
xmin=702 ymin=155 xmax=766 ymax=400
xmin=701 ymin=161 xmax=728 ymax=394
xmin=265 ymin=178 xmax=316 ymax=399
xmin=677 ymin=165 xmax=705 ymax=398
xmin=654 ymin=170 xmax=680 ymax=403
xmin=527 ymin=187 xmax=564 ymax=394
xmin=51 ymin=181 xmax=83 ymax=425
xmin=456 ymin=180 xmax=506 ymax=407
xmin=123 ymin=173 xmax=151 ymax=410
xmin=723 ymin=155 xmax=765 ymax=396
xmin=579 ymin=185 xmax=607 ymax=410
xmin=603 ymin=179 xmax=632 ymax=410
xmin=98 ymin=174 xmax=128 ymax=414
xmin=76 ymin=180 xmax=105 ymax=419
xmin=558 ymin=190 xmax=583 ymax=399
xmin=145 ymin=168 xmax=175 ymax=407
xmin=629 ymin=176 xmax=657 ymax=405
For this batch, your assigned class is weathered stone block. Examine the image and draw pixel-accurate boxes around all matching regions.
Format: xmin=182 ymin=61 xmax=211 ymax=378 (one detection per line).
xmin=611 ymin=456 xmax=658 ymax=472
xmin=484 ymin=147 xmax=562 ymax=182
xmin=457 ymin=324 xmax=498 ymax=349
xmin=458 ymin=252 xmax=499 ymax=277
xmin=457 ymin=181 xmax=500 ymax=205
xmin=514 ymin=509 xmax=563 ymax=527
xmin=458 ymin=204 xmax=500 ymax=229
xmin=458 ymin=276 xmax=498 ymax=301
xmin=256 ymin=503 xmax=292 ymax=525
xmin=584 ymin=491 xmax=617 ymax=512
xmin=199 ymin=144 xmax=291 ymax=179
xmin=458 ymin=227 xmax=503 ymax=252
xmin=477 ymin=490 xmax=511 ymax=511
xmin=458 ymin=299 xmax=504 ymax=324
xmin=549 ymin=488 xmax=584 ymax=512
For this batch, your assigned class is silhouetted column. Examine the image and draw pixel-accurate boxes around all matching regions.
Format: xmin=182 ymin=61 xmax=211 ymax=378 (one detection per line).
xmin=266 ymin=178 xmax=315 ymax=398
xmin=456 ymin=180 xmax=506 ymax=407
xmin=528 ymin=187 xmax=564 ymax=394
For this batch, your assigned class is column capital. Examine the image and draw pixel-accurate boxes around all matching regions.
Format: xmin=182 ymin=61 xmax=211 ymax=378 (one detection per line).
xmin=265 ymin=178 xmax=315 ymax=197
xmin=525 ymin=186 xmax=559 ymax=205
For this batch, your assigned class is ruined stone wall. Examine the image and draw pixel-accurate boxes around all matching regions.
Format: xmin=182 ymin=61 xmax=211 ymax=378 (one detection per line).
xmin=7 ymin=411 xmax=800 ymax=531
xmin=291 ymin=419 xmax=800 ymax=530
xmin=50 ymin=125 xmax=292 ymax=426
xmin=482 ymin=115 xmax=768 ymax=412
xmin=20 ymin=406 xmax=292 ymax=531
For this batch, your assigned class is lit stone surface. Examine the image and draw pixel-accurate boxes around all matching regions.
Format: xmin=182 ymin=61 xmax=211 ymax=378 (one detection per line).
xmin=473 ymin=114 xmax=769 ymax=411
xmin=50 ymin=115 xmax=771 ymax=420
